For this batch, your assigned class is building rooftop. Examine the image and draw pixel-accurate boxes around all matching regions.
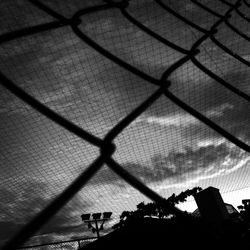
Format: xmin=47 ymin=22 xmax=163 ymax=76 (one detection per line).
xmin=192 ymin=203 xmax=239 ymax=218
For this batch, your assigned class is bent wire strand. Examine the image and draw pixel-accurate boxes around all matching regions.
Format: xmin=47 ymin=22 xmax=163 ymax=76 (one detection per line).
xmin=106 ymin=158 xmax=184 ymax=217
xmin=27 ymin=0 xmax=69 ymax=21
xmin=71 ymin=9 xmax=162 ymax=86
xmin=104 ymin=87 xmax=167 ymax=142
xmin=160 ymin=53 xmax=250 ymax=153
xmin=158 ymin=1 xmax=250 ymax=152
xmin=0 ymin=20 xmax=68 ymax=44
xmin=225 ymin=19 xmax=250 ymax=42
xmin=156 ymin=0 xmax=250 ymax=99
xmin=0 ymin=2 xmax=176 ymax=247
xmin=1 ymin=0 xmax=250 ymax=249
xmin=219 ymin=0 xmax=250 ymax=22
xmin=3 ymin=0 xmax=247 ymax=148
xmin=1 ymin=72 xmax=169 ymax=249
xmin=0 ymin=72 xmax=105 ymax=148
xmin=243 ymin=0 xmax=250 ymax=8
xmin=158 ymin=1 xmax=250 ymax=151
xmin=154 ymin=0 xmax=208 ymax=33
xmin=191 ymin=0 xmax=224 ymax=18
xmin=0 ymin=2 xmax=121 ymax=45
xmin=120 ymin=8 xmax=190 ymax=55
xmin=154 ymin=0 xmax=249 ymax=52
xmin=2 ymin=154 xmax=114 ymax=250
xmin=71 ymin=11 xmax=250 ymax=152
xmin=210 ymin=35 xmax=250 ymax=67
xmin=0 ymin=2 xmax=117 ymax=249
xmin=191 ymin=57 xmax=250 ymax=102
xmin=190 ymin=0 xmax=250 ymax=67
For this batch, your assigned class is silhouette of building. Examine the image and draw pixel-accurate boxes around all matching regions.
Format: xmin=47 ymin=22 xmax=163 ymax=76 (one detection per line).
xmin=242 ymin=199 xmax=250 ymax=207
xmin=192 ymin=203 xmax=239 ymax=218
xmin=193 ymin=186 xmax=230 ymax=225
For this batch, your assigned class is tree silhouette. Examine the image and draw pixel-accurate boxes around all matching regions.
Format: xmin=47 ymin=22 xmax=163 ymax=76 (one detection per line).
xmin=113 ymin=187 xmax=202 ymax=229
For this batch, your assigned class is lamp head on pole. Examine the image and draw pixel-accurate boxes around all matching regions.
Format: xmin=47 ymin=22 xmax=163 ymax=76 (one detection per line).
xmin=81 ymin=213 xmax=91 ymax=221
xmin=103 ymin=212 xmax=112 ymax=219
xmin=92 ymin=213 xmax=102 ymax=220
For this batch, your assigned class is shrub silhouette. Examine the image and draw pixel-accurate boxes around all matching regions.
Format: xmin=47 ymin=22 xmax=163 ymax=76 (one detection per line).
xmin=113 ymin=187 xmax=202 ymax=230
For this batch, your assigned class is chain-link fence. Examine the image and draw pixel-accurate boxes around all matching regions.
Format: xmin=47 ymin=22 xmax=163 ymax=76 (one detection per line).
xmin=19 ymin=237 xmax=96 ymax=250
xmin=0 ymin=0 xmax=250 ymax=249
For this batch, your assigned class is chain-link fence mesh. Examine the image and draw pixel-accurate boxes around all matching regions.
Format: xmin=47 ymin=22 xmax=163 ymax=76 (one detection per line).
xmin=0 ymin=0 xmax=250 ymax=249
xmin=19 ymin=237 xmax=96 ymax=250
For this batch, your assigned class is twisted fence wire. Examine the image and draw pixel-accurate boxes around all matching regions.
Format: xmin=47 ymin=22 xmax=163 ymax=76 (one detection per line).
xmin=0 ymin=0 xmax=250 ymax=249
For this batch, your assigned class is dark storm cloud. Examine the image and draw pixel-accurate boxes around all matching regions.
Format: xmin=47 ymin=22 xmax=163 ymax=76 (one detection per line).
xmin=88 ymin=142 xmax=247 ymax=187
xmin=176 ymin=70 xmax=250 ymax=143
xmin=182 ymin=102 xmax=250 ymax=143
xmin=142 ymin=142 xmax=246 ymax=182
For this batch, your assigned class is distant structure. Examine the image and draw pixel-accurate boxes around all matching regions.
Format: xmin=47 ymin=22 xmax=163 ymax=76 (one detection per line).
xmin=193 ymin=186 xmax=230 ymax=225
xmin=81 ymin=212 xmax=112 ymax=238
xmin=241 ymin=199 xmax=250 ymax=207
xmin=237 ymin=199 xmax=250 ymax=213
xmin=192 ymin=203 xmax=239 ymax=218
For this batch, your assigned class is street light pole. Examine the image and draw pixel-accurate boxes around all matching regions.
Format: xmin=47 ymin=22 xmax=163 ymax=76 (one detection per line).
xmin=94 ymin=218 xmax=100 ymax=238
xmin=81 ymin=212 xmax=112 ymax=239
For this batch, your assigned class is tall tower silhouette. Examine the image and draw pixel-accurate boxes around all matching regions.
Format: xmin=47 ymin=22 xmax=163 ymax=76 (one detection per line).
xmin=194 ymin=186 xmax=229 ymax=224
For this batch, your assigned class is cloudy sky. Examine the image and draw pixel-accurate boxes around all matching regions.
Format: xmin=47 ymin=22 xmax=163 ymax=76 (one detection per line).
xmin=0 ymin=0 xmax=250 ymax=246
